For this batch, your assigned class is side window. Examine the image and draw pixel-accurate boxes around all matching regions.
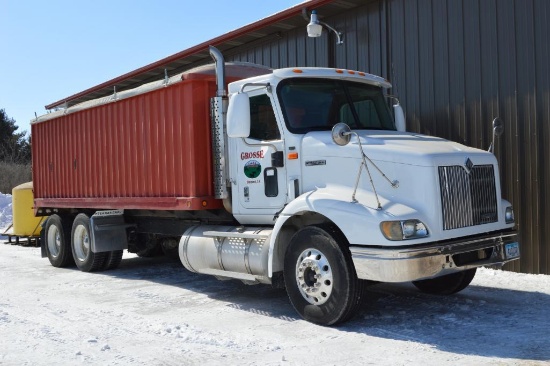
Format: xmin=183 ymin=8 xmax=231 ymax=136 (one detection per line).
xmin=249 ymin=94 xmax=281 ymax=141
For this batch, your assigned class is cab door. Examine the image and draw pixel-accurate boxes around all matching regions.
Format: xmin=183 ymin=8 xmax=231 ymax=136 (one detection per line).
xmin=230 ymin=92 xmax=287 ymax=213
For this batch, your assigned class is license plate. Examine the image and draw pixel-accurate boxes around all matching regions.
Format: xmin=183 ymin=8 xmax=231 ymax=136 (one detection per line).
xmin=505 ymin=242 xmax=520 ymax=259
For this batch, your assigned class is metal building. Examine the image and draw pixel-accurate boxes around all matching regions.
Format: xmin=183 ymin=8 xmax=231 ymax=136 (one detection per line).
xmin=46 ymin=0 xmax=550 ymax=274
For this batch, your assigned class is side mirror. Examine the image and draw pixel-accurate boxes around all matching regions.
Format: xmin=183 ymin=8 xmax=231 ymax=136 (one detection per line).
xmin=227 ymin=92 xmax=251 ymax=138
xmin=331 ymin=123 xmax=352 ymax=146
xmin=393 ymin=103 xmax=406 ymax=132
xmin=493 ymin=117 xmax=504 ymax=137
xmin=488 ymin=117 xmax=504 ymax=153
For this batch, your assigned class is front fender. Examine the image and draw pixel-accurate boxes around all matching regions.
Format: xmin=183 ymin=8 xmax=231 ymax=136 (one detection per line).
xmin=267 ymin=185 xmax=424 ymax=276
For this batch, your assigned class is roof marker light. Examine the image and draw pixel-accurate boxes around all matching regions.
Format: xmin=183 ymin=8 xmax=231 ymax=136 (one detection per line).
xmin=293 ymin=69 xmax=303 ymax=73
xmin=336 ymin=69 xmax=344 ymax=74
xmin=348 ymin=70 xmax=355 ymax=75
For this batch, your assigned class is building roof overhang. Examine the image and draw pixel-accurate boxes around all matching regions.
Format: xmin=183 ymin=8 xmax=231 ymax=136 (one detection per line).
xmin=46 ymin=0 xmax=371 ymax=110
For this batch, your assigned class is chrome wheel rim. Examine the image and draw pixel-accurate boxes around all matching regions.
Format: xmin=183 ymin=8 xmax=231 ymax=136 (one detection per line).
xmin=295 ymin=248 xmax=334 ymax=305
xmin=73 ymin=225 xmax=90 ymax=262
xmin=47 ymin=225 xmax=61 ymax=258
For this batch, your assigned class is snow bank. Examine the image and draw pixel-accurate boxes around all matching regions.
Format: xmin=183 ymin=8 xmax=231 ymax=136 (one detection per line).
xmin=0 ymin=192 xmax=12 ymax=238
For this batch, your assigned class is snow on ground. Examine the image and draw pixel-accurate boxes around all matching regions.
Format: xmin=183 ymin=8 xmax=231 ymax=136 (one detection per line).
xmin=0 ymin=244 xmax=549 ymax=366
xmin=0 ymin=192 xmax=13 ymax=238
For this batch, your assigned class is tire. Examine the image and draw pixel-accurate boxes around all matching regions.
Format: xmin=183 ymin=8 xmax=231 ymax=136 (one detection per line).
xmin=283 ymin=225 xmax=366 ymax=326
xmin=135 ymin=234 xmax=162 ymax=257
xmin=44 ymin=214 xmax=74 ymax=267
xmin=161 ymin=238 xmax=179 ymax=260
xmin=71 ymin=213 xmax=106 ymax=272
xmin=412 ymin=268 xmax=477 ymax=295
xmin=102 ymin=250 xmax=124 ymax=270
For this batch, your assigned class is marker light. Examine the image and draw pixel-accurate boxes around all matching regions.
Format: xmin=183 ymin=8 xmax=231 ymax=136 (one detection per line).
xmin=505 ymin=206 xmax=515 ymax=224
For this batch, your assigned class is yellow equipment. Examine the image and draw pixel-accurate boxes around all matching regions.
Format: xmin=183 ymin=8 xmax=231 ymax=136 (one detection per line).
xmin=9 ymin=182 xmax=44 ymax=241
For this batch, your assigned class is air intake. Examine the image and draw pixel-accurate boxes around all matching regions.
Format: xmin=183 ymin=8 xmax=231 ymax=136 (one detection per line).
xmin=438 ymin=165 xmax=498 ymax=230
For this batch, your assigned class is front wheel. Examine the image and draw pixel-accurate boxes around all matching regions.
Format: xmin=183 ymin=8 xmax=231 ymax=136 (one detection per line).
xmin=283 ymin=226 xmax=365 ymax=326
xmin=71 ymin=213 xmax=106 ymax=272
xmin=412 ymin=268 xmax=477 ymax=295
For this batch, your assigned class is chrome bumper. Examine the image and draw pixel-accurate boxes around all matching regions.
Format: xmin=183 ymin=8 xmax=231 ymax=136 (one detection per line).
xmin=350 ymin=231 xmax=519 ymax=283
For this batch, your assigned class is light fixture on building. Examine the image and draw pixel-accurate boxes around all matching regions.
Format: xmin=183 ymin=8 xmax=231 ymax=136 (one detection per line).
xmin=306 ymin=10 xmax=343 ymax=45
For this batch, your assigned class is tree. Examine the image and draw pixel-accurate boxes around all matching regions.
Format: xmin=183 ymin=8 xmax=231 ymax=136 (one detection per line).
xmin=0 ymin=109 xmax=30 ymax=164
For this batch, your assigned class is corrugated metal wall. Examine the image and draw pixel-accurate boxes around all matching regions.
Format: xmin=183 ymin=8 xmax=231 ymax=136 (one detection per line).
xmin=385 ymin=0 xmax=550 ymax=275
xmin=227 ymin=0 xmax=550 ymax=274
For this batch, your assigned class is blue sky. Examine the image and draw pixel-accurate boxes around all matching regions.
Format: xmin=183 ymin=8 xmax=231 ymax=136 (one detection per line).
xmin=0 ymin=1 xmax=303 ymax=136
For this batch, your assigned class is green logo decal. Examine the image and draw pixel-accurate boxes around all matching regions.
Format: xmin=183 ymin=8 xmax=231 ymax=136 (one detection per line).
xmin=244 ymin=160 xmax=262 ymax=178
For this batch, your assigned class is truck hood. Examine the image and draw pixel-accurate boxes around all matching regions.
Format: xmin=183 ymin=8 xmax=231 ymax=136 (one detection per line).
xmin=301 ymin=130 xmax=494 ymax=167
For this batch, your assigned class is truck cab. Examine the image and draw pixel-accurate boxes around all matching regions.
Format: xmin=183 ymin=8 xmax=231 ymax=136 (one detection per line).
xmin=215 ymin=65 xmax=519 ymax=324
xmin=226 ymin=66 xmax=515 ymax=238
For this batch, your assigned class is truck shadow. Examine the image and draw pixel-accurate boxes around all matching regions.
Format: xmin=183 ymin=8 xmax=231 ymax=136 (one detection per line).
xmin=108 ymin=255 xmax=298 ymax=321
xmin=110 ymin=256 xmax=549 ymax=361
xmin=349 ymin=282 xmax=550 ymax=362
xmin=354 ymin=284 xmax=550 ymax=361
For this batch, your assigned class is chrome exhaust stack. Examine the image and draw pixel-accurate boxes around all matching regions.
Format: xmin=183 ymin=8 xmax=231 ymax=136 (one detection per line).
xmin=209 ymin=46 xmax=230 ymax=209
xmin=209 ymin=46 xmax=227 ymax=97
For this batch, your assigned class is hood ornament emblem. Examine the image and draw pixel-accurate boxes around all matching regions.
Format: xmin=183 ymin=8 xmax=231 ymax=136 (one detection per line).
xmin=464 ymin=158 xmax=474 ymax=174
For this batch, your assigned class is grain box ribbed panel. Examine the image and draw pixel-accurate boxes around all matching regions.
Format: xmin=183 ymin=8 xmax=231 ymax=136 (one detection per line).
xmin=144 ymin=93 xmax=155 ymax=196
xmin=32 ymin=76 xmax=221 ymax=211
xmin=165 ymin=90 xmax=176 ymax=195
xmin=175 ymin=87 xmax=186 ymax=195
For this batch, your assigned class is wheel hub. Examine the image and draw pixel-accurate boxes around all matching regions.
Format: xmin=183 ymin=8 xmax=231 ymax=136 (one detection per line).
xmin=295 ymin=249 xmax=333 ymax=305
xmin=47 ymin=226 xmax=61 ymax=258
xmin=73 ymin=225 xmax=90 ymax=262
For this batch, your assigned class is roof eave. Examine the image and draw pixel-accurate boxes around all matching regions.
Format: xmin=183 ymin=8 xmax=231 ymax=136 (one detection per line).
xmin=45 ymin=0 xmax=335 ymax=110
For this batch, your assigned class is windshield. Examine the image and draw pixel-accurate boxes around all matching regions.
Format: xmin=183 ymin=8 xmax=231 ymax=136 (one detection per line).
xmin=277 ymin=78 xmax=395 ymax=134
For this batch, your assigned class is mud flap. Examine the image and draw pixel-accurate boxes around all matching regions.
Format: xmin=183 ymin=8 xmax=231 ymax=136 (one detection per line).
xmin=90 ymin=210 xmax=135 ymax=253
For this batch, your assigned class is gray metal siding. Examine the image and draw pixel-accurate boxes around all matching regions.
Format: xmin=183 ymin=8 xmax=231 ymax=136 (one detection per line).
xmin=394 ymin=0 xmax=550 ymax=274
xmin=227 ymin=0 xmax=550 ymax=274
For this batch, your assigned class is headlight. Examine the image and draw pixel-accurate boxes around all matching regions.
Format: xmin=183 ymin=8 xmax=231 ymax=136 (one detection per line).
xmin=505 ymin=206 xmax=515 ymax=224
xmin=380 ymin=219 xmax=429 ymax=241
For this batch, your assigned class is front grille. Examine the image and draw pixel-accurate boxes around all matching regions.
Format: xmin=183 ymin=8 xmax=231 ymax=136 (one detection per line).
xmin=438 ymin=165 xmax=498 ymax=230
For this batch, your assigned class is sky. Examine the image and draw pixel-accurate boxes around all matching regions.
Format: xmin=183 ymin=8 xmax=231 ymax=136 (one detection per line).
xmin=0 ymin=0 xmax=305 ymax=136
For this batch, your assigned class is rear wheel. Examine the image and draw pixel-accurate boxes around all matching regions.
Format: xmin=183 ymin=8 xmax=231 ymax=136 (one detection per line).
xmin=412 ymin=268 xmax=477 ymax=295
xmin=102 ymin=250 xmax=124 ymax=270
xmin=44 ymin=214 xmax=74 ymax=267
xmin=283 ymin=225 xmax=365 ymax=325
xmin=71 ymin=213 xmax=106 ymax=272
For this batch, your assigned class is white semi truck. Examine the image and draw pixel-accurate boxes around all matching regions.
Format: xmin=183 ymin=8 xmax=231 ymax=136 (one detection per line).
xmin=33 ymin=47 xmax=519 ymax=325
